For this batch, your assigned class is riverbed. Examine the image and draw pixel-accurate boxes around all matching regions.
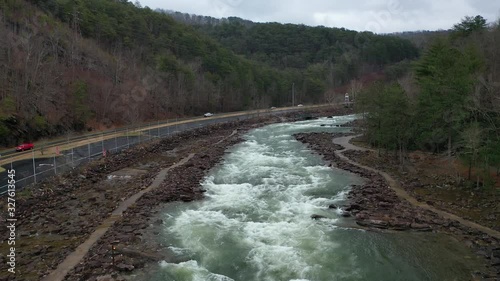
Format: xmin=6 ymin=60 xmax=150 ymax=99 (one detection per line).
xmin=133 ymin=115 xmax=483 ymax=281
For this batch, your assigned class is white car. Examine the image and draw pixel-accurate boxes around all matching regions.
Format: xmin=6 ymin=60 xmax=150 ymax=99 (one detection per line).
xmin=270 ymin=107 xmax=276 ymax=110
xmin=297 ymin=104 xmax=303 ymax=107
xmin=204 ymin=113 xmax=213 ymax=117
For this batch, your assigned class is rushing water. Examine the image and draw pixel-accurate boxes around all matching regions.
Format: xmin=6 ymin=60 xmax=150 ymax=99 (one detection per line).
xmin=135 ymin=115 xmax=483 ymax=281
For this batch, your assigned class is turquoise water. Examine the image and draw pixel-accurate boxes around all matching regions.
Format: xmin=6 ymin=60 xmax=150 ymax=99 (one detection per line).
xmin=132 ymin=115 xmax=483 ymax=281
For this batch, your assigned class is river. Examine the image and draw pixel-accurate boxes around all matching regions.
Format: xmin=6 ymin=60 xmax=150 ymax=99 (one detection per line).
xmin=133 ymin=115 xmax=483 ymax=281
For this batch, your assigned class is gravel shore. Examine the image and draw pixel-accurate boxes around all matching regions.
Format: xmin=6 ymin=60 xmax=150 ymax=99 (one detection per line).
xmin=294 ymin=132 xmax=500 ymax=280
xmin=0 ymin=107 xmax=352 ymax=281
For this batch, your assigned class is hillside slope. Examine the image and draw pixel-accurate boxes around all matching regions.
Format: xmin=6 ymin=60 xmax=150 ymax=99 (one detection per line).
xmin=166 ymin=12 xmax=420 ymax=101
xmin=164 ymin=12 xmax=418 ymax=74
xmin=0 ymin=0 xmax=290 ymax=146
xmin=0 ymin=0 xmax=419 ymax=146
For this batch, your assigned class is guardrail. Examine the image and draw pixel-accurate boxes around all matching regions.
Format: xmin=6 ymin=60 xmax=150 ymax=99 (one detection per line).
xmin=0 ymin=104 xmax=333 ymax=195
xmin=1 ymin=117 xmax=192 ymax=158
xmin=1 ymin=104 xmax=330 ymax=161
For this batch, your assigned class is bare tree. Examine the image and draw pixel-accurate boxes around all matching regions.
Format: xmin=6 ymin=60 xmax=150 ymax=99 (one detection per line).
xmin=349 ymin=79 xmax=363 ymax=101
xmin=20 ymin=30 xmax=49 ymax=119
xmin=324 ymin=89 xmax=337 ymax=105
xmin=398 ymin=73 xmax=418 ymax=102
xmin=93 ymin=82 xmax=115 ymax=124
xmin=0 ymin=24 xmax=10 ymax=101
xmin=461 ymin=123 xmax=482 ymax=183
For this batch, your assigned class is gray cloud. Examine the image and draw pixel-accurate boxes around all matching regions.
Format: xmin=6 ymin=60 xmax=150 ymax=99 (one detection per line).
xmin=140 ymin=0 xmax=499 ymax=32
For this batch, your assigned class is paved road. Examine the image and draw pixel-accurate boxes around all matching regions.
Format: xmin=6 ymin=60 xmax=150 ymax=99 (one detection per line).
xmin=0 ymin=108 xmax=307 ymax=194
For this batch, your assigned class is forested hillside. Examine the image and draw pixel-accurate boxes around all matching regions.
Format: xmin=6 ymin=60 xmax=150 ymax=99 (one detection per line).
xmin=0 ymin=0 xmax=287 ymax=146
xmin=164 ymin=13 xmax=419 ymax=87
xmin=394 ymin=30 xmax=450 ymax=49
xmin=0 ymin=0 xmax=417 ymax=146
xmin=199 ymin=19 xmax=418 ymax=70
xmin=357 ymin=16 xmax=500 ymax=186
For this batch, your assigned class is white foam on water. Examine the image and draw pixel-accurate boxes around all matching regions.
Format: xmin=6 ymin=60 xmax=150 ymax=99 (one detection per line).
xmin=160 ymin=260 xmax=235 ymax=281
xmin=159 ymin=115 xmax=366 ymax=280
xmin=168 ymin=246 xmax=190 ymax=256
xmin=333 ymin=189 xmax=349 ymax=201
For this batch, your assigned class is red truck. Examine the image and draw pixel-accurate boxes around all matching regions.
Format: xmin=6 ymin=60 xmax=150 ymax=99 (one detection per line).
xmin=16 ymin=143 xmax=34 ymax=152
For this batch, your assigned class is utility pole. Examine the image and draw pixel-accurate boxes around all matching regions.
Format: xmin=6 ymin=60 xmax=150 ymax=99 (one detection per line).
xmin=292 ymin=83 xmax=295 ymax=107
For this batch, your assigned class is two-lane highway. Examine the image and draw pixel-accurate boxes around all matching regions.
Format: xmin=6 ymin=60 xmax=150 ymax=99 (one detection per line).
xmin=0 ymin=105 xmax=332 ymax=194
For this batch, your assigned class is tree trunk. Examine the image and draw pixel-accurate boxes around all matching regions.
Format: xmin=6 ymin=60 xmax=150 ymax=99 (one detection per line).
xmin=468 ymin=160 xmax=472 ymax=180
xmin=399 ymin=143 xmax=404 ymax=169
xmin=377 ymin=120 xmax=381 ymax=157
xmin=448 ymin=134 xmax=452 ymax=158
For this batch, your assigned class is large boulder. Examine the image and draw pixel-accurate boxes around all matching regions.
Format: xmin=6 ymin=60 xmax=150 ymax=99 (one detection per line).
xmin=311 ymin=214 xmax=327 ymax=220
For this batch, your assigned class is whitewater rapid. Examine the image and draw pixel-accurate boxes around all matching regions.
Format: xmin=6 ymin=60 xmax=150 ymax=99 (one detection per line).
xmin=135 ymin=115 xmax=482 ymax=281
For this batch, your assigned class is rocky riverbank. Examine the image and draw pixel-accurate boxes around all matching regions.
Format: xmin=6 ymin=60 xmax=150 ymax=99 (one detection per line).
xmin=0 ymin=107 xmax=352 ymax=281
xmin=294 ymin=132 xmax=500 ymax=280
xmin=66 ymin=126 xmax=245 ymax=280
xmin=295 ymin=133 xmax=445 ymax=231
xmin=63 ymin=108 xmax=354 ymax=281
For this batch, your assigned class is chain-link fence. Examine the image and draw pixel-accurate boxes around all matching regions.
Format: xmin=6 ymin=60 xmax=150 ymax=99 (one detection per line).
xmin=0 ymin=108 xmax=309 ymax=195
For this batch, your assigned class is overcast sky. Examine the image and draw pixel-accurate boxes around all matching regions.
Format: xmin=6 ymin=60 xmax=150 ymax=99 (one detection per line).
xmin=138 ymin=0 xmax=499 ymax=33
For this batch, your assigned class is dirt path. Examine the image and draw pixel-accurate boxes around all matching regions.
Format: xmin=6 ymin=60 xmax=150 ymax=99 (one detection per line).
xmin=41 ymin=154 xmax=195 ymax=281
xmin=333 ymin=135 xmax=500 ymax=240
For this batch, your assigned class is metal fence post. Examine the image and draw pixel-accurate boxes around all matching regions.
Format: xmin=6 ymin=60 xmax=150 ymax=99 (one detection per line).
xmin=53 ymin=155 xmax=57 ymax=175
xmin=126 ymin=127 xmax=130 ymax=148
xmin=147 ymin=123 xmax=150 ymax=141
xmin=32 ymin=149 xmax=37 ymax=184
xmin=139 ymin=124 xmax=141 ymax=144
xmin=71 ymin=147 xmax=74 ymax=167
xmin=157 ymin=120 xmax=160 ymax=138
xmin=148 ymin=123 xmax=153 ymax=141
xmin=101 ymin=133 xmax=105 ymax=154
xmin=114 ymin=129 xmax=118 ymax=152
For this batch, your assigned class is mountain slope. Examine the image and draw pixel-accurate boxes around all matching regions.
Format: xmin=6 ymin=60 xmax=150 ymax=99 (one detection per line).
xmin=200 ymin=20 xmax=419 ymax=69
xmin=164 ymin=11 xmax=420 ymax=95
xmin=0 ymin=0 xmax=293 ymax=145
xmin=0 ymin=0 xmax=419 ymax=146
xmin=162 ymin=12 xmax=418 ymax=71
